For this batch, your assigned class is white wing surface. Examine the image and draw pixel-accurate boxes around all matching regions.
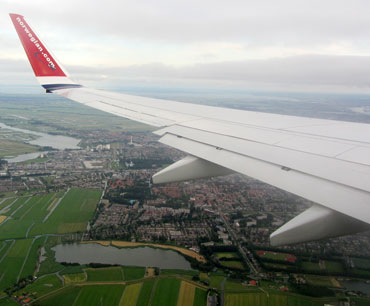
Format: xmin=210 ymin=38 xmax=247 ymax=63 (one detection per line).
xmin=10 ymin=13 xmax=370 ymax=246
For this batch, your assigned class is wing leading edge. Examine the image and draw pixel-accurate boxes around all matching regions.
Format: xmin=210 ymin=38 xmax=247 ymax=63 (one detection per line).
xmin=10 ymin=13 xmax=370 ymax=245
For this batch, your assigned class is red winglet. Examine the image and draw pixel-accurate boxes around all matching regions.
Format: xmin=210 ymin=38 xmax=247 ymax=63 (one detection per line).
xmin=10 ymin=13 xmax=66 ymax=77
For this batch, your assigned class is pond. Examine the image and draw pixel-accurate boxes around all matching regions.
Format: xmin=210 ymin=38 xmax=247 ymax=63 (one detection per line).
xmin=52 ymin=243 xmax=193 ymax=270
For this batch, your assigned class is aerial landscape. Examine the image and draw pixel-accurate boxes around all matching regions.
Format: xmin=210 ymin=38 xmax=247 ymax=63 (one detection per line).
xmin=2 ymin=0 xmax=370 ymax=305
xmin=0 ymin=91 xmax=370 ymax=305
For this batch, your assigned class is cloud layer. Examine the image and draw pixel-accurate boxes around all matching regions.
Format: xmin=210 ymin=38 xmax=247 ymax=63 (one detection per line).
xmin=2 ymin=0 xmax=370 ymax=93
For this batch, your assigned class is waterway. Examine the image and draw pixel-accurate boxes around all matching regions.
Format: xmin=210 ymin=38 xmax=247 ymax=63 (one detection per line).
xmin=0 ymin=122 xmax=80 ymax=162
xmin=52 ymin=243 xmax=193 ymax=270
xmin=341 ymin=280 xmax=370 ymax=295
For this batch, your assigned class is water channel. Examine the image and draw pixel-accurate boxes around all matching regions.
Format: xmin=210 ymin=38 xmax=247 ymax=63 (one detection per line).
xmin=0 ymin=122 xmax=80 ymax=162
xmin=52 ymin=243 xmax=193 ymax=270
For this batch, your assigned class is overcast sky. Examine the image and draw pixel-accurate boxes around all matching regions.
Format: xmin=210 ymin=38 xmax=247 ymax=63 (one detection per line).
xmin=2 ymin=0 xmax=370 ymax=93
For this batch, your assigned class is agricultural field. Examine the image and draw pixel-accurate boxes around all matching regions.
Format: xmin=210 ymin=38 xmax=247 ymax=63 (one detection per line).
xmin=0 ymin=94 xmax=151 ymax=136
xmin=210 ymin=275 xmax=225 ymax=289
xmin=301 ymin=260 xmax=344 ymax=274
xmin=305 ymin=275 xmax=341 ymax=288
xmin=225 ymin=293 xmax=329 ymax=306
xmin=86 ymin=267 xmax=124 ymax=282
xmin=74 ymin=285 xmax=124 ymax=306
xmin=122 ymin=266 xmax=146 ymax=280
xmin=256 ymin=250 xmax=296 ymax=263
xmin=215 ymin=252 xmax=240 ymax=259
xmin=39 ymin=286 xmax=82 ymax=306
xmin=136 ymin=280 xmax=155 ymax=306
xmin=219 ymin=260 xmax=245 ymax=270
xmin=193 ymin=288 xmax=207 ymax=306
xmin=352 ymin=257 xmax=370 ymax=270
xmin=119 ymin=283 xmax=142 ymax=306
xmin=177 ymin=281 xmax=196 ymax=306
xmin=63 ymin=273 xmax=86 ymax=285
xmin=0 ymin=139 xmax=39 ymax=158
xmin=0 ymin=189 xmax=101 ymax=240
xmin=0 ymin=238 xmax=33 ymax=290
xmin=151 ymin=278 xmax=181 ymax=306
xmin=30 ymin=188 xmax=102 ymax=236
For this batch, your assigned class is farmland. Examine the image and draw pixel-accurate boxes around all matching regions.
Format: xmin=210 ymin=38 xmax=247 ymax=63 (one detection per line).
xmin=256 ymin=250 xmax=296 ymax=263
xmin=0 ymin=189 xmax=101 ymax=240
xmin=151 ymin=278 xmax=181 ymax=306
xmin=119 ymin=283 xmax=142 ymax=306
xmin=177 ymin=281 xmax=196 ymax=306
xmin=86 ymin=267 xmax=124 ymax=282
xmin=74 ymin=285 xmax=124 ymax=306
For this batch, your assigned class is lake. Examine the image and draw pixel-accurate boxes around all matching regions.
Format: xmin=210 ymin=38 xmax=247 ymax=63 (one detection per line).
xmin=52 ymin=243 xmax=193 ymax=270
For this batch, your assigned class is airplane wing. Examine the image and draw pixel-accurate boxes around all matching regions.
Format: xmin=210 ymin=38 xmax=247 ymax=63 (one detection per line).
xmin=10 ymin=13 xmax=370 ymax=246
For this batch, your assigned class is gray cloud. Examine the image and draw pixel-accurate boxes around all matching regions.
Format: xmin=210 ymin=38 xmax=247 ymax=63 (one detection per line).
xmin=2 ymin=55 xmax=370 ymax=93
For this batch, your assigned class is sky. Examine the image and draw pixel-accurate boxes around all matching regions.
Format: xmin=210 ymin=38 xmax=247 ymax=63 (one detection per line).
xmin=2 ymin=0 xmax=370 ymax=94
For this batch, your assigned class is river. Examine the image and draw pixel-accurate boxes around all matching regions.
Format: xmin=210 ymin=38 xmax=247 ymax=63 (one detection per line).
xmin=341 ymin=280 xmax=370 ymax=295
xmin=52 ymin=243 xmax=193 ymax=270
xmin=0 ymin=122 xmax=80 ymax=162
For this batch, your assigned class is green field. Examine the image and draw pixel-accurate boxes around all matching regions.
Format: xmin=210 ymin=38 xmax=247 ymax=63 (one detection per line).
xmin=119 ymin=283 xmax=142 ymax=306
xmin=39 ymin=286 xmax=82 ymax=306
xmin=0 ymin=95 xmax=152 ymax=137
xmin=17 ymin=274 xmax=63 ymax=298
xmin=19 ymin=236 xmax=47 ymax=279
xmin=151 ymin=278 xmax=181 ymax=306
xmin=215 ymin=252 xmax=240 ymax=259
xmin=0 ymin=189 xmax=101 ymax=240
xmin=210 ymin=276 xmax=225 ymax=289
xmin=30 ymin=188 xmax=101 ymax=236
xmin=0 ymin=238 xmax=33 ymax=290
xmin=302 ymin=260 xmax=344 ymax=274
xmin=352 ymin=257 xmax=370 ymax=270
xmin=220 ymin=260 xmax=245 ymax=270
xmin=0 ymin=139 xmax=39 ymax=158
xmin=122 ymin=266 xmax=146 ymax=280
xmin=193 ymin=288 xmax=207 ymax=306
xmin=257 ymin=250 xmax=296 ymax=263
xmin=86 ymin=267 xmax=124 ymax=282
xmin=136 ymin=280 xmax=154 ymax=306
xmin=74 ymin=285 xmax=124 ymax=306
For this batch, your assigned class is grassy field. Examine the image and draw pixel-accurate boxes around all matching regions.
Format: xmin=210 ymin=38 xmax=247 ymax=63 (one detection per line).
xmin=256 ymin=250 xmax=296 ymax=263
xmin=74 ymin=285 xmax=124 ymax=306
xmin=220 ymin=260 xmax=245 ymax=270
xmin=215 ymin=252 xmax=240 ymax=259
xmin=177 ymin=281 xmax=196 ymax=306
xmin=63 ymin=273 xmax=86 ymax=285
xmin=17 ymin=274 xmax=63 ymax=298
xmin=119 ymin=283 xmax=142 ymax=306
xmin=39 ymin=286 xmax=81 ymax=306
xmin=0 ymin=238 xmax=33 ymax=290
xmin=352 ymin=257 xmax=370 ymax=270
xmin=151 ymin=278 xmax=181 ymax=306
xmin=0 ymin=139 xmax=39 ymax=158
xmin=122 ymin=266 xmax=146 ymax=280
xmin=193 ymin=288 xmax=207 ymax=306
xmin=30 ymin=188 xmax=101 ymax=236
xmin=210 ymin=276 xmax=225 ymax=289
xmin=0 ymin=94 xmax=152 ymax=135
xmin=302 ymin=260 xmax=344 ymax=274
xmin=19 ymin=236 xmax=47 ymax=279
xmin=136 ymin=280 xmax=155 ymax=306
xmin=263 ymin=263 xmax=291 ymax=270
xmin=86 ymin=267 xmax=124 ymax=282
xmin=305 ymin=275 xmax=341 ymax=288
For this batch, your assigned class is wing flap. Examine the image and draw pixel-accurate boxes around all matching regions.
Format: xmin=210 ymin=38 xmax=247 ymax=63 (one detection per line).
xmin=158 ymin=133 xmax=370 ymax=225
